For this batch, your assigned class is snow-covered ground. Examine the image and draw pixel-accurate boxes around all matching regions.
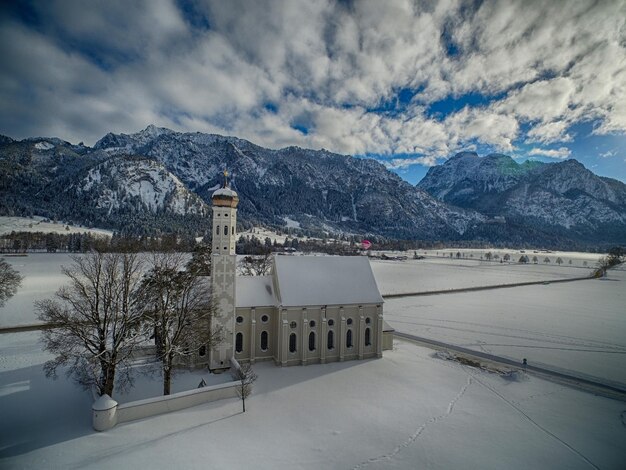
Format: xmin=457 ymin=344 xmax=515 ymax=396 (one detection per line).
xmin=384 ymin=268 xmax=626 ymax=388
xmin=0 ymin=253 xmax=597 ymax=328
xmin=0 ymin=253 xmax=75 ymax=327
xmin=0 ymin=216 xmax=113 ymax=237
xmin=371 ymin=257 xmax=594 ymax=295
xmin=1 ymin=251 xmax=624 ymax=469
xmin=1 ymin=338 xmax=624 ymax=469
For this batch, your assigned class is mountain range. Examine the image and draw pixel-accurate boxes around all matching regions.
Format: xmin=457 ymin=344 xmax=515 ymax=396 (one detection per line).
xmin=417 ymin=152 xmax=626 ymax=245
xmin=1 ymin=125 xmax=625 ymax=247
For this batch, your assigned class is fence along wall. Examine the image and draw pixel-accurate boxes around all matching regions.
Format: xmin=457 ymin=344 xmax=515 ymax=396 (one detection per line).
xmin=93 ymin=361 xmax=241 ymax=431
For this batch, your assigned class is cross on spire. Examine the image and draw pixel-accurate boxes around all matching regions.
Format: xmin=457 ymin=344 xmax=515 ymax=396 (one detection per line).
xmin=223 ymin=170 xmax=229 ymax=188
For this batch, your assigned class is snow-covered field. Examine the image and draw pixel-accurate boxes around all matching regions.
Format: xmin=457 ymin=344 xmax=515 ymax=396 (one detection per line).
xmin=1 ymin=250 xmax=624 ymax=469
xmin=383 ymin=268 xmax=626 ymax=388
xmin=371 ymin=256 xmax=594 ymax=295
xmin=1 ymin=337 xmax=624 ymax=469
xmin=0 ymin=253 xmax=597 ymax=328
xmin=0 ymin=253 xmax=75 ymax=327
xmin=0 ymin=216 xmax=113 ymax=237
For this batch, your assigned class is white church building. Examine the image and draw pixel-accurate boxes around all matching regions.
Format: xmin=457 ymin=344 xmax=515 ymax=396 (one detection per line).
xmin=206 ymin=175 xmax=391 ymax=371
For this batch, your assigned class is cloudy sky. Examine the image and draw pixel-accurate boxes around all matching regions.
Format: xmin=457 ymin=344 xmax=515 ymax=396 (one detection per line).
xmin=1 ymin=0 xmax=625 ymax=183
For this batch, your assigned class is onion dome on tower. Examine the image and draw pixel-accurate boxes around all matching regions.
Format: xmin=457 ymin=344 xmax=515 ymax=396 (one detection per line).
xmin=212 ymin=170 xmax=239 ymax=208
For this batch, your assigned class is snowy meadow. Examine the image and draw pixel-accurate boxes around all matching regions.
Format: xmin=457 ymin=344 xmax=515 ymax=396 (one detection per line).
xmin=1 ymin=251 xmax=625 ymax=469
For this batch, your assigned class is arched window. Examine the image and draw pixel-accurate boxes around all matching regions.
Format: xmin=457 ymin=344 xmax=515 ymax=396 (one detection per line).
xmin=365 ymin=328 xmax=371 ymax=346
xmin=216 ymin=225 xmax=220 ymax=235
xmin=347 ymin=318 xmax=353 ymax=326
xmin=198 ymin=345 xmax=206 ymax=356
xmin=236 ymin=333 xmax=243 ymax=353
xmin=327 ymin=330 xmax=334 ymax=350
xmin=260 ymin=331 xmax=268 ymax=351
xmin=289 ymin=333 xmax=297 ymax=353
xmin=346 ymin=329 xmax=353 ymax=348
xmin=308 ymin=331 xmax=316 ymax=351
xmin=365 ymin=317 xmax=371 ymax=325
xmin=224 ymin=225 xmax=228 ymax=236
xmin=309 ymin=320 xmax=316 ymax=328
xmin=328 ymin=319 xmax=334 ymax=327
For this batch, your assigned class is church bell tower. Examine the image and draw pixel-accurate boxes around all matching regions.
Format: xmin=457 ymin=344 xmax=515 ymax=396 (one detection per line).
xmin=209 ymin=171 xmax=239 ymax=371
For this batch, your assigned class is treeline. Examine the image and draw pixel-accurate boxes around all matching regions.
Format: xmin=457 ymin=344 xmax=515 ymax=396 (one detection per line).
xmin=0 ymin=231 xmax=204 ymax=253
xmin=3 ymin=228 xmax=618 ymax=257
xmin=1 ymin=231 xmax=105 ymax=253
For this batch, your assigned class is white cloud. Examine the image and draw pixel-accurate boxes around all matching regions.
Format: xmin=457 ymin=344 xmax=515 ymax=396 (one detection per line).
xmin=528 ymin=147 xmax=571 ymax=159
xmin=599 ymin=150 xmax=616 ymax=158
xmin=383 ymin=156 xmax=439 ymax=170
xmin=525 ymin=121 xmax=573 ymax=145
xmin=0 ymin=0 xmax=624 ymax=170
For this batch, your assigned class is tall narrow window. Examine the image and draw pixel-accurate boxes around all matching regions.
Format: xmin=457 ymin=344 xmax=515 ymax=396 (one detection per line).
xmin=308 ymin=331 xmax=316 ymax=352
xmin=289 ymin=333 xmax=297 ymax=353
xmin=216 ymin=225 xmax=220 ymax=235
xmin=327 ymin=330 xmax=334 ymax=350
xmin=198 ymin=345 xmax=206 ymax=357
xmin=232 ymin=226 xmax=235 ymax=235
xmin=224 ymin=225 xmax=228 ymax=235
xmin=236 ymin=332 xmax=243 ymax=353
xmin=260 ymin=331 xmax=268 ymax=351
xmin=346 ymin=329 xmax=353 ymax=348
xmin=365 ymin=328 xmax=371 ymax=346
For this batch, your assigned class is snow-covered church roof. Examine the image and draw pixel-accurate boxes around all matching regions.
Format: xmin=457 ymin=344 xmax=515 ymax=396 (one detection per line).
xmin=272 ymin=255 xmax=383 ymax=308
xmin=236 ymin=275 xmax=276 ymax=308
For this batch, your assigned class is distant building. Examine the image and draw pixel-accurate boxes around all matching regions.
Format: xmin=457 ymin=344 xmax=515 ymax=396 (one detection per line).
xmin=205 ymin=173 xmax=390 ymax=371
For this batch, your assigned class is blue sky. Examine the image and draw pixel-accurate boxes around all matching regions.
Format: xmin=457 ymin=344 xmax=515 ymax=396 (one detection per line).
xmin=1 ymin=0 xmax=625 ymax=184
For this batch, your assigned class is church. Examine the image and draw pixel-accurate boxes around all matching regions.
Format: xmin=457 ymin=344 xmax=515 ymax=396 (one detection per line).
xmin=205 ymin=174 xmax=391 ymax=371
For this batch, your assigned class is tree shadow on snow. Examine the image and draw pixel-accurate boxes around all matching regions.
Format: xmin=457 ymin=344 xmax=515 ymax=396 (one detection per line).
xmin=0 ymin=364 xmax=94 ymax=458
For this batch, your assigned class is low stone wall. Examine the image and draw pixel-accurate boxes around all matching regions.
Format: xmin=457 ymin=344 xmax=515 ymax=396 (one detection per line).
xmin=93 ymin=365 xmax=240 ymax=431
xmin=117 ymin=381 xmax=239 ymax=424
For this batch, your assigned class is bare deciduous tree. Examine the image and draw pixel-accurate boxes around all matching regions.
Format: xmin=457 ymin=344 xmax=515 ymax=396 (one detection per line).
xmin=0 ymin=258 xmax=22 ymax=307
xmin=140 ymin=252 xmax=221 ymax=395
xmin=186 ymin=243 xmax=212 ymax=276
xmin=234 ymin=361 xmax=257 ymax=413
xmin=238 ymin=252 xmax=272 ymax=276
xmin=594 ymin=256 xmax=611 ymax=278
xmin=36 ymin=252 xmax=145 ymax=397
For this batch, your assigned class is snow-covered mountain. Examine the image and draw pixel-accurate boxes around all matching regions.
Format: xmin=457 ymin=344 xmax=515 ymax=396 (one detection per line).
xmin=418 ymin=152 xmax=626 ymax=243
xmin=2 ymin=127 xmax=625 ymax=246
xmin=92 ymin=126 xmax=486 ymax=239
xmin=0 ymin=135 xmax=209 ymax=234
xmin=76 ymin=157 xmax=208 ymax=217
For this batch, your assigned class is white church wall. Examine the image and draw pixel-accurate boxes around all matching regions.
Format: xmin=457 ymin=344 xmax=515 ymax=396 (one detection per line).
xmin=234 ymin=306 xmax=278 ymax=363
xmin=275 ymin=303 xmax=382 ymax=366
xmin=92 ymin=380 xmax=240 ymax=431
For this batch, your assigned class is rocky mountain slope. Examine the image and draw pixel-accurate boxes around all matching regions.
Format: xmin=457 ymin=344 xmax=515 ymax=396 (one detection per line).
xmin=0 ymin=135 xmax=209 ymax=234
xmin=76 ymin=156 xmax=208 ymax=217
xmin=418 ymin=152 xmax=626 ymax=243
xmin=91 ymin=125 xmax=485 ymax=239
xmin=2 ymin=127 xmax=625 ymax=246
